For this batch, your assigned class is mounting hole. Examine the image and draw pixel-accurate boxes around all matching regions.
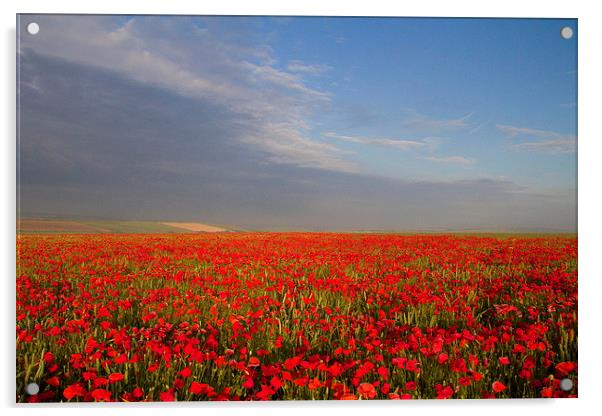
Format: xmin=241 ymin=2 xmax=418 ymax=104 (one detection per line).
xmin=26 ymin=22 xmax=40 ymax=35
xmin=559 ymin=378 xmax=574 ymax=392
xmin=560 ymin=26 xmax=573 ymax=40
xmin=25 ymin=382 xmax=40 ymax=395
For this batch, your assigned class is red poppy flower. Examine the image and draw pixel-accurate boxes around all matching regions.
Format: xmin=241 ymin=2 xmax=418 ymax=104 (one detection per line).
xmin=377 ymin=366 xmax=389 ymax=378
xmin=83 ymin=371 xmax=97 ymax=381
xmin=114 ymin=354 xmax=128 ymax=365
xmin=160 ymin=389 xmax=175 ymax=401
xmin=492 ymin=381 xmax=507 ymax=393
xmin=63 ymin=383 xmax=86 ymax=400
xmin=132 ymin=387 xmax=144 ymax=399
xmin=46 ymin=376 xmax=59 ymax=387
xmin=459 ymin=377 xmax=471 ymax=386
xmin=43 ymin=351 xmax=55 ymax=364
xmin=436 ymin=385 xmax=454 ymax=399
xmin=256 ymin=384 xmax=275 ymax=400
xmin=242 ymin=377 xmax=254 ymax=389
xmin=406 ymin=360 xmax=420 ymax=372
xmin=541 ymin=387 xmax=553 ymax=398
xmin=555 ymin=361 xmax=576 ymax=375
xmin=357 ymin=383 xmax=377 ymax=399
xmin=472 ymin=372 xmax=483 ymax=382
xmin=293 ymin=377 xmax=308 ymax=387
xmin=513 ymin=344 xmax=526 ymax=353
xmin=308 ymin=378 xmax=322 ymax=390
xmin=189 ymin=382 xmax=209 ymax=395
xmin=270 ymin=376 xmax=283 ymax=390
xmin=284 ymin=356 xmax=301 ymax=371
xmin=93 ymin=378 xmax=108 ymax=388
xmin=450 ymin=358 xmax=467 ymax=373
xmin=91 ymin=389 xmax=111 ymax=402
xmin=108 ymin=373 xmax=124 ymax=383
xmin=179 ymin=367 xmax=192 ymax=378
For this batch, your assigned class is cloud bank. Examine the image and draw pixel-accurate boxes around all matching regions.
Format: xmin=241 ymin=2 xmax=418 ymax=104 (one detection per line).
xmin=19 ymin=15 xmax=352 ymax=172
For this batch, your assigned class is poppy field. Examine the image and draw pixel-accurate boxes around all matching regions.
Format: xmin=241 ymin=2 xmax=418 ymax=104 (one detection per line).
xmin=16 ymin=233 xmax=577 ymax=402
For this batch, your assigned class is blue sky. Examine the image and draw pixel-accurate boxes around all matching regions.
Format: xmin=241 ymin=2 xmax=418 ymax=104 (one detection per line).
xmin=263 ymin=17 xmax=577 ymax=187
xmin=17 ymin=15 xmax=577 ymax=231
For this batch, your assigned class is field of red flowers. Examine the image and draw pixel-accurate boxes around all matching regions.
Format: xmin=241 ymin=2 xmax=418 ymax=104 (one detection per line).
xmin=16 ymin=233 xmax=577 ymax=402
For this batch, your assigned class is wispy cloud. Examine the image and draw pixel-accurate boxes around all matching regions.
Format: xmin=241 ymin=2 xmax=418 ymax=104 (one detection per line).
xmin=512 ymin=140 xmax=576 ymax=153
xmin=323 ymin=132 xmax=433 ymax=151
xmin=287 ymin=60 xmax=332 ymax=75
xmin=401 ymin=109 xmax=474 ymax=132
xmin=424 ymin=156 xmax=475 ymax=165
xmin=467 ymin=121 xmax=489 ymax=135
xmin=497 ymin=124 xmax=560 ymax=139
xmin=496 ymin=124 xmax=576 ymax=154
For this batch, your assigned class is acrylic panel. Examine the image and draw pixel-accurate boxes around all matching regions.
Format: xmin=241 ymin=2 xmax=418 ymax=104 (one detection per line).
xmin=16 ymin=15 xmax=577 ymax=402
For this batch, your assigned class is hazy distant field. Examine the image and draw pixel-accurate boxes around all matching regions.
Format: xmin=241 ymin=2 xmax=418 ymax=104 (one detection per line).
xmin=17 ymin=219 xmax=232 ymax=234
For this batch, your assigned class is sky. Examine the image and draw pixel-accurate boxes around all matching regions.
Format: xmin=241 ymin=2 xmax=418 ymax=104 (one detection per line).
xmin=17 ymin=15 xmax=577 ymax=231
